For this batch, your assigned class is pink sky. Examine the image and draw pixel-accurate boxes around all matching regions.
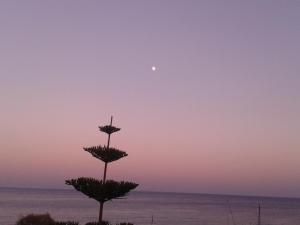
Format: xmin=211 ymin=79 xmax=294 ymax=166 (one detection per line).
xmin=0 ymin=1 xmax=300 ymax=197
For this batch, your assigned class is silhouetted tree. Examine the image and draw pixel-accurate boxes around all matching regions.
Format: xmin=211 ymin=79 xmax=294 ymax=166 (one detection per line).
xmin=66 ymin=117 xmax=138 ymax=224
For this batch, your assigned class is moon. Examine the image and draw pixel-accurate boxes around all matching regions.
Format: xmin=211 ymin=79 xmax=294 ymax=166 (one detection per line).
xmin=151 ymin=66 xmax=156 ymax=71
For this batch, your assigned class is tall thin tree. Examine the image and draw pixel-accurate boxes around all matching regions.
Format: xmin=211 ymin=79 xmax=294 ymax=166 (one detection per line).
xmin=66 ymin=117 xmax=138 ymax=224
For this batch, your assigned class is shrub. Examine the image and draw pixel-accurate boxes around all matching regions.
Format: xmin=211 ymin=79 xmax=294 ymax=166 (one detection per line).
xmin=116 ymin=223 xmax=134 ymax=225
xmin=85 ymin=221 xmax=110 ymax=225
xmin=16 ymin=213 xmax=55 ymax=225
xmin=55 ymin=222 xmax=79 ymax=225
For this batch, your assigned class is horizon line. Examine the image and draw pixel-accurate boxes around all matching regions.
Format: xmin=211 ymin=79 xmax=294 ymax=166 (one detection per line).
xmin=1 ymin=185 xmax=299 ymax=200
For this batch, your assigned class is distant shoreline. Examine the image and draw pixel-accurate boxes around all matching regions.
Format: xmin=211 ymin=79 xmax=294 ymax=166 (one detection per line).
xmin=1 ymin=186 xmax=299 ymax=200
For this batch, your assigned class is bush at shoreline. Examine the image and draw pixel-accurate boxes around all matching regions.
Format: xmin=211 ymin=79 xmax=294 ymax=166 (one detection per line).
xmin=15 ymin=214 xmax=133 ymax=225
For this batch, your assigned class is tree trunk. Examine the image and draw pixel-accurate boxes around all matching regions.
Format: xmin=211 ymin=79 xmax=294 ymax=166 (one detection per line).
xmin=98 ymin=116 xmax=112 ymax=223
xmin=99 ymin=202 xmax=104 ymax=223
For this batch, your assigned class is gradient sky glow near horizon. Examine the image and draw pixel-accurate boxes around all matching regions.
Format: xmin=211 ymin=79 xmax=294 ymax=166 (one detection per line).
xmin=0 ymin=1 xmax=300 ymax=197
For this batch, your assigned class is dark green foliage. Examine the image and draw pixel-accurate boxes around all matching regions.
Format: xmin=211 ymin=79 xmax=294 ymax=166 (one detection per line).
xmin=16 ymin=213 xmax=55 ymax=225
xmin=66 ymin=177 xmax=138 ymax=203
xmin=99 ymin=125 xmax=120 ymax=134
xmin=85 ymin=221 xmax=110 ymax=225
xmin=55 ymin=222 xmax=79 ymax=225
xmin=84 ymin=146 xmax=127 ymax=163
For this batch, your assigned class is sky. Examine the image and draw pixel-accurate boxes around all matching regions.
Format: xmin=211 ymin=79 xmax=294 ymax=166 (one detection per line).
xmin=0 ymin=0 xmax=300 ymax=198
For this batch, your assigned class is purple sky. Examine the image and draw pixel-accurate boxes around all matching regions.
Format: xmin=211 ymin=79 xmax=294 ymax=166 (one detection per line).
xmin=0 ymin=1 xmax=300 ymax=197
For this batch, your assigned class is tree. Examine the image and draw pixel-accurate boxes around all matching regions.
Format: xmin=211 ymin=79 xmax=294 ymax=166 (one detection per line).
xmin=66 ymin=117 xmax=138 ymax=224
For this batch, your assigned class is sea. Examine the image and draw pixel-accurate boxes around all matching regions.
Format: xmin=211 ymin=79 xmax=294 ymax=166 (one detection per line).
xmin=1 ymin=187 xmax=300 ymax=225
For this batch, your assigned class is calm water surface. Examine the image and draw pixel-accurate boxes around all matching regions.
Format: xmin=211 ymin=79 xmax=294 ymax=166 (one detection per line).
xmin=1 ymin=187 xmax=300 ymax=225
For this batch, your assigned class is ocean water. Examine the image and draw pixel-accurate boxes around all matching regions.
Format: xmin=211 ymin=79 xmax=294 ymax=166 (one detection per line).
xmin=1 ymin=187 xmax=300 ymax=225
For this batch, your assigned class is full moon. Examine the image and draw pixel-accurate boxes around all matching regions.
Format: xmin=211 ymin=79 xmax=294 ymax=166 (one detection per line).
xmin=151 ymin=66 xmax=156 ymax=71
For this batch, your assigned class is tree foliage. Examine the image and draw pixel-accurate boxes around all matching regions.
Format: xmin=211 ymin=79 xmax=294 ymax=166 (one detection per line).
xmin=66 ymin=178 xmax=138 ymax=203
xmin=84 ymin=146 xmax=127 ymax=163
xmin=99 ymin=125 xmax=120 ymax=134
